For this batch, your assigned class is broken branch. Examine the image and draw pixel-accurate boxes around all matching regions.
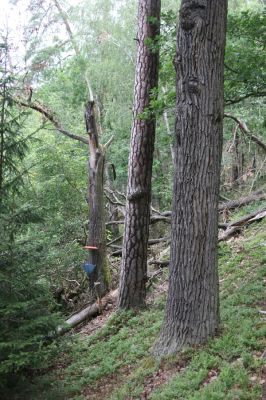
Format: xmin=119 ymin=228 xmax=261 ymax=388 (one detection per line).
xmin=14 ymin=98 xmax=89 ymax=144
xmin=224 ymin=113 xmax=266 ymax=153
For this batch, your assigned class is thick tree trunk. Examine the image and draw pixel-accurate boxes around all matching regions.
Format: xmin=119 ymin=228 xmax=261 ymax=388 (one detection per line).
xmin=85 ymin=101 xmax=109 ymax=297
xmin=118 ymin=0 xmax=161 ymax=309
xmin=154 ymin=0 xmax=227 ymax=355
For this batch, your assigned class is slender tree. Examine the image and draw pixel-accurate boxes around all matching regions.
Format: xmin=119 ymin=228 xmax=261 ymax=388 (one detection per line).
xmin=154 ymin=0 xmax=228 ymax=355
xmin=118 ymin=0 xmax=161 ymax=309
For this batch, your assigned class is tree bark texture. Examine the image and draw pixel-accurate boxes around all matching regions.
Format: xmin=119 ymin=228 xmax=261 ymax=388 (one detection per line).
xmin=85 ymin=101 xmax=109 ymax=297
xmin=118 ymin=0 xmax=161 ymax=309
xmin=154 ymin=0 xmax=228 ymax=355
xmin=231 ymin=126 xmax=240 ymax=187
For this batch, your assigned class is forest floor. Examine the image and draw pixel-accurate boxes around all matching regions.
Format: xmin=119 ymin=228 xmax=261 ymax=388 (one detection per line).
xmin=13 ymin=203 xmax=266 ymax=400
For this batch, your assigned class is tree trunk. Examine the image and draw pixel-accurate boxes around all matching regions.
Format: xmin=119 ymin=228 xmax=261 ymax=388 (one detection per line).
xmin=85 ymin=101 xmax=109 ymax=297
xmin=154 ymin=0 xmax=227 ymax=355
xmin=0 ymin=83 xmax=5 ymax=197
xmin=0 ymin=52 xmax=7 ymax=198
xmin=231 ymin=126 xmax=240 ymax=187
xmin=118 ymin=0 xmax=161 ymax=309
xmin=105 ymin=166 xmax=120 ymax=238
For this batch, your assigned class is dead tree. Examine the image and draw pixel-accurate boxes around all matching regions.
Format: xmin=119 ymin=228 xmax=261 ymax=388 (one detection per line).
xmin=84 ymin=101 xmax=112 ymax=296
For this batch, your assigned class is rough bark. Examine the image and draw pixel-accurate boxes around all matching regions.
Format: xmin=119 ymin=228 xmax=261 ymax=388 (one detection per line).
xmin=231 ymin=125 xmax=240 ymax=187
xmin=118 ymin=0 xmax=161 ymax=309
xmin=85 ymin=101 xmax=109 ymax=297
xmin=0 ymin=79 xmax=6 ymax=197
xmin=154 ymin=0 xmax=228 ymax=355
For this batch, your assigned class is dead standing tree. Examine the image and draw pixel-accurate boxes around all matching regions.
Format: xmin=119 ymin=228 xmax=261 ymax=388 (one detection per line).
xmin=11 ymin=0 xmax=112 ymax=297
xmin=84 ymin=101 xmax=112 ymax=296
xmin=14 ymin=98 xmax=111 ymax=297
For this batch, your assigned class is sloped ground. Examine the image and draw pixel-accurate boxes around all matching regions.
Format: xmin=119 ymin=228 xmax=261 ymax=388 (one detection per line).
xmin=18 ymin=212 xmax=266 ymax=400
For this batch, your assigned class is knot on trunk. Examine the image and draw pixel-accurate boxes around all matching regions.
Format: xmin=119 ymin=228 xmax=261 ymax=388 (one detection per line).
xmin=127 ymin=188 xmax=148 ymax=201
xmin=180 ymin=0 xmax=207 ymax=31
xmin=187 ymin=76 xmax=201 ymax=94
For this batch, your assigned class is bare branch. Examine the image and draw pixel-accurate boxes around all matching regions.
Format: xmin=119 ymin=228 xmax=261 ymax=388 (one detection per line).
xmin=52 ymin=0 xmax=94 ymax=101
xmin=224 ymin=113 xmax=266 ymax=153
xmin=225 ymin=91 xmax=266 ymax=106
xmin=14 ymin=98 xmax=89 ymax=145
xmin=104 ymin=135 xmax=114 ymax=150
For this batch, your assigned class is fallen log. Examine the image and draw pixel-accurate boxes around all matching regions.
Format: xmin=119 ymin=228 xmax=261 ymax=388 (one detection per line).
xmin=150 ymin=215 xmax=171 ymax=224
xmin=219 ymin=206 xmax=266 ymax=242
xmin=108 ymin=237 xmax=170 ymax=253
xmin=61 ymin=208 xmax=266 ymax=331
xmin=57 ymin=289 xmax=118 ymax=334
xmin=147 ymin=207 xmax=266 ymax=262
xmin=148 ymin=259 xmax=170 ymax=267
xmin=150 ymin=191 xmax=265 ymax=223
xmin=218 ymin=190 xmax=265 ymax=212
xmin=111 ymin=249 xmax=123 ymax=257
xmin=229 ymin=206 xmax=266 ymax=227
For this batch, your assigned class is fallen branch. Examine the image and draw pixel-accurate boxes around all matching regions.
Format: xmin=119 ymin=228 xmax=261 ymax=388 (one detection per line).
xmin=148 ymin=259 xmax=170 ymax=267
xmin=147 ymin=207 xmax=266 ymax=262
xmin=150 ymin=215 xmax=171 ymax=224
xmin=106 ymin=190 xmax=265 ymax=229
xmin=148 ymin=237 xmax=170 ymax=245
xmin=106 ymin=220 xmax=124 ymax=226
xmin=147 ymin=269 xmax=164 ymax=289
xmin=108 ymin=237 xmax=170 ymax=255
xmin=107 ymin=235 xmax=123 ymax=246
xmin=111 ymin=249 xmax=123 ymax=257
xmin=218 ymin=189 xmax=265 ymax=212
xmin=57 ymin=289 xmax=118 ymax=334
xmin=219 ymin=207 xmax=266 ymax=242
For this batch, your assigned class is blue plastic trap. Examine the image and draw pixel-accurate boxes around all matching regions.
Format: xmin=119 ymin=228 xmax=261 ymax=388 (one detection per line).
xmin=83 ymin=262 xmax=96 ymax=275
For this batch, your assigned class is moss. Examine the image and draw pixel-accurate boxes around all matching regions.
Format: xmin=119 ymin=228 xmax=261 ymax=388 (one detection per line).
xmin=23 ymin=220 xmax=266 ymax=400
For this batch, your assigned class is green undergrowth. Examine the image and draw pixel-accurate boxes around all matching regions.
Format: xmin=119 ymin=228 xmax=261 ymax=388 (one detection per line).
xmin=14 ymin=219 xmax=266 ymax=400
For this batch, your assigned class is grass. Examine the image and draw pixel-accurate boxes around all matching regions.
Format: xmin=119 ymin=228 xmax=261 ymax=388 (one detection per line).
xmin=9 ymin=218 xmax=266 ymax=399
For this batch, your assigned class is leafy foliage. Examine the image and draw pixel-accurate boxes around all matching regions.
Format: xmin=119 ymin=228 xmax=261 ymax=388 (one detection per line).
xmin=0 ymin=39 xmax=62 ymax=392
xmin=0 ymin=0 xmax=265 ymax=397
xmin=225 ymin=10 xmax=266 ymax=105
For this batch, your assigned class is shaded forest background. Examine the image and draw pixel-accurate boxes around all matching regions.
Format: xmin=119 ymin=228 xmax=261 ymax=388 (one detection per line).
xmin=0 ymin=0 xmax=265 ymax=397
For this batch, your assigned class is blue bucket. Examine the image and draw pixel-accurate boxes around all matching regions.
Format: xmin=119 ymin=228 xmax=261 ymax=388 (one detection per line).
xmin=83 ymin=262 xmax=96 ymax=275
